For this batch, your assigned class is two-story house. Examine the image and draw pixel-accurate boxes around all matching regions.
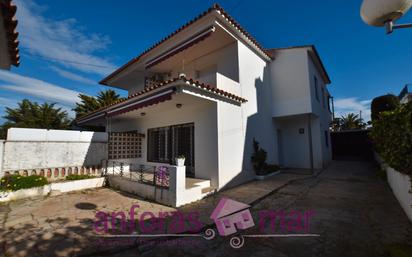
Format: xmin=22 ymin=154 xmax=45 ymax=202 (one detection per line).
xmin=77 ymin=4 xmax=332 ymax=202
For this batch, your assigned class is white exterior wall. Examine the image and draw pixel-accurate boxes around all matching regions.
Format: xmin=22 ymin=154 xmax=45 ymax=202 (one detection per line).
xmin=1 ymin=129 xmax=108 ymax=175
xmin=276 ymin=115 xmax=310 ymax=169
xmin=267 ymin=48 xmax=332 ymax=169
xmin=307 ymin=54 xmax=332 ymax=167
xmin=216 ymin=41 xmax=277 ymax=189
xmin=109 ymin=100 xmax=219 ymax=187
xmin=270 ymin=49 xmax=312 ymax=117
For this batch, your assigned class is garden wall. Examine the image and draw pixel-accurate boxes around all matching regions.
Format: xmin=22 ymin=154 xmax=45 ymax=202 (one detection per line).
xmin=0 ymin=128 xmax=108 ymax=178
xmin=386 ymin=167 xmax=412 ymax=222
xmin=375 ymin=153 xmax=412 ymax=222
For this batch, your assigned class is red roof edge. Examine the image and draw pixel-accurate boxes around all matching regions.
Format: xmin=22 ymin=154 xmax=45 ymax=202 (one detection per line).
xmin=79 ymin=75 xmax=247 ymax=123
xmin=1 ymin=0 xmax=20 ymax=67
xmin=99 ymin=3 xmax=270 ymax=86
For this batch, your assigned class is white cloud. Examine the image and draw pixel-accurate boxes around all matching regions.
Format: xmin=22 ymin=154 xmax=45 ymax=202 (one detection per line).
xmin=15 ymin=0 xmax=116 ymax=76
xmin=50 ymin=66 xmax=97 ymax=85
xmin=334 ymin=97 xmax=371 ymax=121
xmin=0 ymin=97 xmax=16 ymax=108
xmin=0 ymin=70 xmax=81 ymax=106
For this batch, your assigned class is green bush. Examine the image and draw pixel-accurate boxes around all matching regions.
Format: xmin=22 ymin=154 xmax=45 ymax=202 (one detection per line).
xmin=370 ymin=102 xmax=412 ymax=175
xmin=251 ymin=138 xmax=267 ymax=175
xmin=65 ymin=174 xmax=94 ymax=181
xmin=251 ymin=139 xmax=280 ymax=175
xmin=0 ymin=175 xmax=48 ymax=192
xmin=371 ymin=94 xmax=400 ymax=121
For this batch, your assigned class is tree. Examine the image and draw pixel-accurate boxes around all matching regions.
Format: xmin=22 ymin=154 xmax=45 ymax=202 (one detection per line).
xmin=340 ymin=113 xmax=366 ymax=130
xmin=0 ymin=99 xmax=71 ymax=138
xmin=74 ymin=89 xmax=124 ymax=118
xmin=371 ymin=94 xmax=400 ymax=121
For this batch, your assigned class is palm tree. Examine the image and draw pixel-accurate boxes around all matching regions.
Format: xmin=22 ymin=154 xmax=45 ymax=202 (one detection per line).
xmin=340 ymin=113 xmax=366 ymax=130
xmin=0 ymin=99 xmax=71 ymax=138
xmin=74 ymin=89 xmax=125 ymax=118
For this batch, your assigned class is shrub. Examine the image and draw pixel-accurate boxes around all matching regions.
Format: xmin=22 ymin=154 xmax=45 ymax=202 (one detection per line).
xmin=370 ymin=102 xmax=412 ymax=175
xmin=65 ymin=174 xmax=94 ymax=181
xmin=251 ymin=138 xmax=267 ymax=175
xmin=0 ymin=175 xmax=48 ymax=191
xmin=251 ymin=139 xmax=280 ymax=175
xmin=371 ymin=94 xmax=400 ymax=121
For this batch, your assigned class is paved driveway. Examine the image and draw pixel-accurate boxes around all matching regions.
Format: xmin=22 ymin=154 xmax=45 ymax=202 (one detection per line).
xmin=113 ymin=161 xmax=412 ymax=257
xmin=1 ymin=161 xmax=411 ymax=257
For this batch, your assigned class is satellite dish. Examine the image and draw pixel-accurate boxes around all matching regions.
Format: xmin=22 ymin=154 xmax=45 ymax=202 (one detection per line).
xmin=361 ymin=0 xmax=412 ymax=26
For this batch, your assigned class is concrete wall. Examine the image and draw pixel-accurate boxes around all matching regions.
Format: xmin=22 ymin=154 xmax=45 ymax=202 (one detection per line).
xmin=216 ymin=40 xmax=277 ymax=189
xmin=387 ymin=167 xmax=412 ymax=222
xmin=1 ymin=128 xmax=108 ymax=177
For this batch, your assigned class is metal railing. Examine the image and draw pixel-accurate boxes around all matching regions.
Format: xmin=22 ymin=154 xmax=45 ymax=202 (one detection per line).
xmin=108 ymin=161 xmax=170 ymax=189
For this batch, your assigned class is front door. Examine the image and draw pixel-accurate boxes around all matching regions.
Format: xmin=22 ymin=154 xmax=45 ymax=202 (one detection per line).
xmin=172 ymin=123 xmax=195 ymax=177
xmin=147 ymin=123 xmax=195 ymax=177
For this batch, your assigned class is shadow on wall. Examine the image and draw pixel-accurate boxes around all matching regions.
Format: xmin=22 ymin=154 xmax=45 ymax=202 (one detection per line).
xmin=0 ymin=129 xmax=108 ymax=178
xmin=221 ymin=66 xmax=277 ymax=189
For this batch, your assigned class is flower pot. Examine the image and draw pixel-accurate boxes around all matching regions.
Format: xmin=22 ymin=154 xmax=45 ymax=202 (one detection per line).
xmin=175 ymin=158 xmax=185 ymax=166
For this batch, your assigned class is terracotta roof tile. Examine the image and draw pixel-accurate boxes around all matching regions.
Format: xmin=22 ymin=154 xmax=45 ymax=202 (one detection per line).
xmin=100 ymin=3 xmax=270 ymax=85
xmin=77 ymin=75 xmax=247 ymax=122
xmin=1 ymin=0 xmax=19 ymax=67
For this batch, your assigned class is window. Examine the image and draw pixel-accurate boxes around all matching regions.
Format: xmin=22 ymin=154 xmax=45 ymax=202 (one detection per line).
xmin=327 ymin=95 xmax=332 ymax=113
xmin=147 ymin=127 xmax=171 ymax=163
xmin=321 ymin=87 xmax=326 ymax=108
xmin=324 ymin=130 xmax=329 ymax=147
xmin=314 ymin=76 xmax=319 ymax=102
xmin=147 ymin=123 xmax=195 ymax=175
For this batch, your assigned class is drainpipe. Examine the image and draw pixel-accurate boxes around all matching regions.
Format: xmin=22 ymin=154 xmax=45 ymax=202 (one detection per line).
xmin=307 ymin=114 xmax=314 ymax=173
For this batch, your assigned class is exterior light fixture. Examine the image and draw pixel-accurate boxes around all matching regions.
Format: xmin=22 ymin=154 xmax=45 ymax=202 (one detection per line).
xmin=140 ymin=112 xmax=146 ymax=116
xmin=176 ymin=103 xmax=182 ymax=109
xmin=361 ymin=0 xmax=412 ymax=34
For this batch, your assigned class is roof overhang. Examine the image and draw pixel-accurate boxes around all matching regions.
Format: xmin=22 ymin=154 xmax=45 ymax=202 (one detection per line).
xmin=266 ymin=45 xmax=331 ymax=85
xmin=77 ymin=76 xmax=247 ymax=125
xmin=99 ymin=4 xmax=271 ymax=87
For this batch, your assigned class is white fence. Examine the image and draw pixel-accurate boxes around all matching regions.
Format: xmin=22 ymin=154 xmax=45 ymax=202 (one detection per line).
xmin=375 ymin=153 xmax=412 ymax=222
xmin=0 ymin=128 xmax=108 ymax=178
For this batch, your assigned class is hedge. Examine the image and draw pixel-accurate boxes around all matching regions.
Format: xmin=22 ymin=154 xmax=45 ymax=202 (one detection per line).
xmin=370 ymin=102 xmax=412 ymax=175
xmin=0 ymin=175 xmax=48 ymax=192
xmin=371 ymin=94 xmax=400 ymax=121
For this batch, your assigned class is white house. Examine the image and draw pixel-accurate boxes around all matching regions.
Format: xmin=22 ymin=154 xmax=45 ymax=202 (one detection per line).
xmin=77 ymin=4 xmax=332 ymax=199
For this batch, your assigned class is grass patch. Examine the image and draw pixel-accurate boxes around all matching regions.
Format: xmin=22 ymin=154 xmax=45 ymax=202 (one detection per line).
xmin=65 ymin=174 xmax=94 ymax=181
xmin=0 ymin=175 xmax=48 ymax=192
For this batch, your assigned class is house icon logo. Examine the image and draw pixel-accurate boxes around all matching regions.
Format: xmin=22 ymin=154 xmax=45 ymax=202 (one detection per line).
xmin=210 ymin=198 xmax=255 ymax=236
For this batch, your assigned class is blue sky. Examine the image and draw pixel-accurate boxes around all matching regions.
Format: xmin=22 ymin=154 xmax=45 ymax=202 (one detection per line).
xmin=1 ymin=0 xmax=412 ymax=122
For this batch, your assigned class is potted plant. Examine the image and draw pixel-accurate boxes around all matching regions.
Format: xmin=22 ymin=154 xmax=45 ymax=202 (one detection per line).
xmin=175 ymin=155 xmax=186 ymax=166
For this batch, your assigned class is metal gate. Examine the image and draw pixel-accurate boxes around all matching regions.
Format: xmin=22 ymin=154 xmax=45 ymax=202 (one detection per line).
xmin=331 ymin=130 xmax=374 ymax=161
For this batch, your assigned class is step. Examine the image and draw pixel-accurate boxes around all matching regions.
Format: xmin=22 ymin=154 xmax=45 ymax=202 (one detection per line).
xmin=201 ymin=186 xmax=215 ymax=194
xmin=185 ymin=178 xmax=210 ymax=189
